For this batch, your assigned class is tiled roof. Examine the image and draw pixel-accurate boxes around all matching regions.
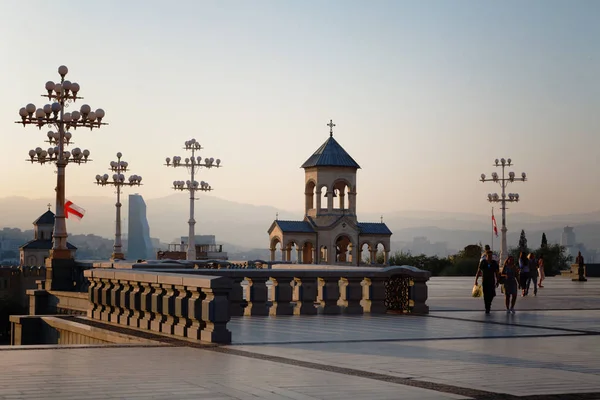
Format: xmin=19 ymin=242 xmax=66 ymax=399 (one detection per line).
xmin=358 ymin=222 xmax=392 ymax=235
xmin=20 ymin=240 xmax=77 ymax=250
xmin=301 ymin=136 xmax=361 ymax=169
xmin=33 ymin=210 xmax=55 ymax=225
xmin=275 ymin=220 xmax=315 ymax=233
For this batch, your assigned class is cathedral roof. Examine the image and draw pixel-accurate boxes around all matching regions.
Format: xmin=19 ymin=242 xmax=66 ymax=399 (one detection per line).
xmin=301 ymin=136 xmax=361 ymax=169
xmin=358 ymin=222 xmax=392 ymax=235
xmin=270 ymin=220 xmax=315 ymax=233
xmin=20 ymin=239 xmax=77 ymax=250
xmin=33 ymin=210 xmax=55 ymax=226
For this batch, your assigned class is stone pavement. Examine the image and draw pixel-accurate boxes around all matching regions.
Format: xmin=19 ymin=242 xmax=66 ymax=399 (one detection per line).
xmin=1 ymin=277 xmax=599 ymax=399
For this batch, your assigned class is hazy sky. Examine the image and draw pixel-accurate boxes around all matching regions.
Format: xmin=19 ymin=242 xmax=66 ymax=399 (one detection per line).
xmin=0 ymin=0 xmax=598 ymax=217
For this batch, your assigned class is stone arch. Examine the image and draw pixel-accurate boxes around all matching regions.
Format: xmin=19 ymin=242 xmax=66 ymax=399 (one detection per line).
xmin=305 ymin=180 xmax=317 ymax=211
xmin=332 ymin=178 xmax=355 ymax=212
xmin=270 ymin=236 xmax=284 ymax=262
xmin=359 ymin=241 xmax=374 ymax=265
xmin=334 ymin=234 xmax=353 ymax=263
xmin=302 ymin=240 xmax=315 ymax=264
xmin=285 ymin=239 xmax=301 ymax=263
xmin=373 ymin=241 xmax=390 ymax=265
xmin=317 ymin=183 xmax=330 ymax=211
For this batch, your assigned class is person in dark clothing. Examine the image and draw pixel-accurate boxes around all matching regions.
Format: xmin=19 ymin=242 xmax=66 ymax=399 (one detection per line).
xmin=576 ymin=251 xmax=586 ymax=280
xmin=475 ymin=251 xmax=500 ymax=314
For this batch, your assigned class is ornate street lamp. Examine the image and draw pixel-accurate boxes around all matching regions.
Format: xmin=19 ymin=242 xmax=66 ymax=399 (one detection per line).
xmin=165 ymin=139 xmax=221 ymax=261
xmin=17 ymin=65 xmax=107 ymax=260
xmin=94 ymin=153 xmax=142 ymax=260
xmin=480 ymin=158 xmax=527 ymax=265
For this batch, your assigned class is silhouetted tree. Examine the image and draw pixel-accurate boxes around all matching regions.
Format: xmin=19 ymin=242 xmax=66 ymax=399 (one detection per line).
xmin=518 ymin=230 xmax=528 ymax=252
xmin=541 ymin=233 xmax=548 ymax=248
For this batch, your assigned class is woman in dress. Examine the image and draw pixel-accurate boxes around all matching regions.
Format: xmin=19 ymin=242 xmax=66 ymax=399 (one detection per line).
xmin=501 ymin=255 xmax=519 ymax=313
xmin=538 ymin=255 xmax=545 ymax=288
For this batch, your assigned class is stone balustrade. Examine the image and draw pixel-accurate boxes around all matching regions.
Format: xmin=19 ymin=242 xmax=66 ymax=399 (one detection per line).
xmin=129 ymin=265 xmax=430 ymax=317
xmin=83 ymin=269 xmax=233 ymax=344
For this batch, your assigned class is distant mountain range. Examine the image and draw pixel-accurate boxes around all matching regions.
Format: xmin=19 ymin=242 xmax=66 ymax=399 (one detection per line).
xmin=1 ymin=195 xmax=598 ymax=253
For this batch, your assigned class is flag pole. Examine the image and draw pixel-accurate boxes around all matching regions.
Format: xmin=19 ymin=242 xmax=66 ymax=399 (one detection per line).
xmin=491 ymin=207 xmax=494 ymax=252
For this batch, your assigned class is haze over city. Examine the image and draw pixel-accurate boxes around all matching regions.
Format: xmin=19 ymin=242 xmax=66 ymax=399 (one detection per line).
xmin=1 ymin=0 xmax=598 ymax=219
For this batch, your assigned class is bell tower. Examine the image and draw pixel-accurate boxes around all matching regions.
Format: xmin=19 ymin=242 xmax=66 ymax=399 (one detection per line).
xmin=302 ymin=120 xmax=360 ymax=223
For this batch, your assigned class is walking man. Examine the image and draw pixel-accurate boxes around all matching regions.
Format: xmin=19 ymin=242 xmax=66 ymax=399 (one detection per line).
xmin=475 ymin=251 xmax=500 ymax=314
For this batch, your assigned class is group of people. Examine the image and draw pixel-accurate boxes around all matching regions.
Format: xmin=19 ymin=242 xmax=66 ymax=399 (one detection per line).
xmin=474 ymin=245 xmax=546 ymax=314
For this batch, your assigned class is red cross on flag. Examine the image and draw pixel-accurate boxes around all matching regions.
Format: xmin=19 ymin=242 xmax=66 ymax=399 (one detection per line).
xmin=65 ymin=200 xmax=85 ymax=220
xmin=492 ymin=210 xmax=498 ymax=237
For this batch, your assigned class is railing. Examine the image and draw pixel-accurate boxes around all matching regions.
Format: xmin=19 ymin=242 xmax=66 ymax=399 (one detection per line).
xmin=83 ymin=266 xmax=429 ymax=344
xmin=83 ymin=269 xmax=232 ymax=343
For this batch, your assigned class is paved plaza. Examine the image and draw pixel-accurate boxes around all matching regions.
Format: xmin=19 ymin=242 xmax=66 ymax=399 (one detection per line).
xmin=1 ymin=277 xmax=599 ymax=399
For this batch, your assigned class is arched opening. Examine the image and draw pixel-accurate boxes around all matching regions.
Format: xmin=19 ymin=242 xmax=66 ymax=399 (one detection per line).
xmin=303 ymin=241 xmax=314 ymax=264
xmin=305 ymin=181 xmax=316 ymax=211
xmin=318 ymin=184 xmax=329 ymax=212
xmin=319 ymin=245 xmax=328 ymax=264
xmin=335 ymin=235 xmax=352 ymax=263
xmin=286 ymin=241 xmax=299 ymax=263
xmin=374 ymin=242 xmax=387 ymax=265
xmin=332 ymin=180 xmax=352 ymax=211
xmin=360 ymin=242 xmax=372 ymax=265
xmin=270 ymin=238 xmax=284 ymax=262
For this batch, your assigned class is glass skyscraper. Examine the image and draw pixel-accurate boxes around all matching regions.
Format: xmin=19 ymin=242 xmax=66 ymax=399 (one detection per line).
xmin=127 ymin=194 xmax=154 ymax=260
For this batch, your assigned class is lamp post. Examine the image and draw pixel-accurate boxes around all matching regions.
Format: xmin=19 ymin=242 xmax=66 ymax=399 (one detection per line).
xmin=17 ymin=65 xmax=106 ymax=260
xmin=165 ymin=139 xmax=221 ymax=261
xmin=94 ymin=153 xmax=142 ymax=260
xmin=480 ymin=158 xmax=527 ymax=265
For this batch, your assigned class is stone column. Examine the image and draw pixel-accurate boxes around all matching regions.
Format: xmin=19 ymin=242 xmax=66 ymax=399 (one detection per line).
xmin=327 ymin=191 xmax=334 ymax=212
xmin=293 ymin=277 xmax=317 ymax=315
xmin=160 ymin=284 xmax=176 ymax=335
xmin=297 ymin=247 xmax=303 ymax=264
xmin=341 ymin=277 xmax=364 ymax=314
xmin=339 ymin=192 xmax=345 ymax=210
xmin=244 ymin=277 xmax=269 ymax=316
xmin=384 ymin=251 xmax=390 ymax=265
xmin=270 ymin=248 xmax=275 ymax=262
xmin=117 ymin=281 xmax=133 ymax=326
xmin=269 ymin=277 xmax=294 ymax=315
xmin=361 ymin=277 xmax=387 ymax=314
xmin=318 ymin=277 xmax=341 ymax=314
xmin=286 ymin=246 xmax=292 ymax=262
xmin=312 ymin=247 xmax=317 ymax=265
xmin=316 ymin=190 xmax=322 ymax=215
xmin=281 ymin=247 xmax=286 ymax=262
xmin=99 ymin=279 xmax=113 ymax=322
xmin=129 ymin=280 xmax=143 ymax=328
xmin=348 ymin=191 xmax=357 ymax=214
xmin=370 ymin=250 xmax=376 ymax=265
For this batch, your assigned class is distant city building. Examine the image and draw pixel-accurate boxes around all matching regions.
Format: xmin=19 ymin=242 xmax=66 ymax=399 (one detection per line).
xmin=127 ymin=194 xmax=154 ymax=261
xmin=19 ymin=208 xmax=76 ymax=266
xmin=561 ymin=226 xmax=576 ymax=249
xmin=267 ymin=122 xmax=392 ymax=265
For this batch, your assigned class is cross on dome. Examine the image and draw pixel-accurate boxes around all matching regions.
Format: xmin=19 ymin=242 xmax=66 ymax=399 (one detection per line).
xmin=327 ymin=119 xmax=336 ymax=137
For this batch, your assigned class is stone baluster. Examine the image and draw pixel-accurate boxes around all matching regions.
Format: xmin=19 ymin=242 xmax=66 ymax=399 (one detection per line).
xmin=139 ymin=282 xmax=155 ymax=330
xmin=244 ymin=277 xmax=269 ymax=316
xmin=108 ymin=280 xmax=124 ymax=324
xmin=117 ymin=280 xmax=133 ymax=325
xmin=99 ymin=279 xmax=113 ymax=322
xmin=129 ymin=280 xmax=143 ymax=328
xmin=88 ymin=277 xmax=102 ymax=319
xmin=361 ymin=276 xmax=387 ymax=314
xmin=150 ymin=283 xmax=166 ymax=332
xmin=229 ymin=277 xmax=246 ymax=316
xmin=319 ymin=277 xmax=341 ymax=314
xmin=201 ymin=284 xmax=232 ymax=343
xmin=186 ymin=286 xmax=204 ymax=340
xmin=293 ymin=277 xmax=317 ymax=315
xmin=173 ymin=285 xmax=191 ymax=337
xmin=161 ymin=284 xmax=176 ymax=334
xmin=410 ymin=277 xmax=429 ymax=314
xmin=341 ymin=277 xmax=364 ymax=314
xmin=269 ymin=277 xmax=294 ymax=315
